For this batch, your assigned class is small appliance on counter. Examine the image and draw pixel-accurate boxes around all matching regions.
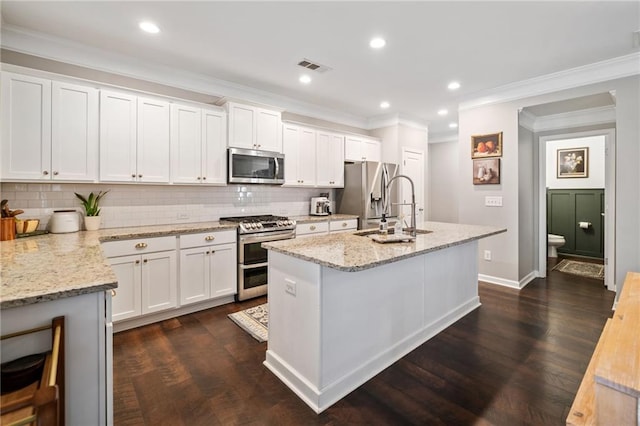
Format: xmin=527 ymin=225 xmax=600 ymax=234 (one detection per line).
xmin=310 ymin=195 xmax=332 ymax=216
xmin=49 ymin=210 xmax=81 ymax=234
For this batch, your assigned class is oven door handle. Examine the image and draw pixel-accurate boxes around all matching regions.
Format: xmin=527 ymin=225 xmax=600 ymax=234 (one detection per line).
xmin=239 ymin=233 xmax=295 ymax=244
xmin=239 ymin=262 xmax=268 ymax=269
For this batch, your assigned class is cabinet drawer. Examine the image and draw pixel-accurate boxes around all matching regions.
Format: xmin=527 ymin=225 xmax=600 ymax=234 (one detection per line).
xmin=296 ymin=221 xmax=329 ymax=236
xmin=102 ymin=236 xmax=176 ymax=258
xmin=330 ymin=219 xmax=358 ymax=232
xmin=180 ymin=230 xmax=236 ymax=249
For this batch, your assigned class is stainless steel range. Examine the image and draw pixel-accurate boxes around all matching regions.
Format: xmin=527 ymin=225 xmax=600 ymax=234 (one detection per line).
xmin=221 ymin=215 xmax=296 ymax=301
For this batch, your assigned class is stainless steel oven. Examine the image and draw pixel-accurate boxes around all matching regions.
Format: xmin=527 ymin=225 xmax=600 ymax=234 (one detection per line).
xmin=221 ymin=215 xmax=296 ymax=301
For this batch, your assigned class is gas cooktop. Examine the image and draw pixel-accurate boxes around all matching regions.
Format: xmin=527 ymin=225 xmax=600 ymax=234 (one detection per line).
xmin=220 ymin=215 xmax=296 ymax=234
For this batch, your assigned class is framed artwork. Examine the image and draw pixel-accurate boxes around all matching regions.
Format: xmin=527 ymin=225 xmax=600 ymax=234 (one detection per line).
xmin=473 ymin=158 xmax=500 ymax=185
xmin=471 ymin=132 xmax=502 ymax=158
xmin=557 ymin=147 xmax=588 ymax=178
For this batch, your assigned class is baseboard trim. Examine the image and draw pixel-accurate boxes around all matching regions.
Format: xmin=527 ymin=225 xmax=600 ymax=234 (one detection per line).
xmin=478 ymin=272 xmax=538 ymax=290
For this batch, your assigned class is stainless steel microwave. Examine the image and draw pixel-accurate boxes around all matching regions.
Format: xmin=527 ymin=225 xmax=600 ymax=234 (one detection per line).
xmin=228 ymin=148 xmax=285 ymax=184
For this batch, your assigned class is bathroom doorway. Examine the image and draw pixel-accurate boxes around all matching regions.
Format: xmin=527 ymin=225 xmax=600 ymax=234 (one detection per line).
xmin=538 ymin=129 xmax=616 ymax=291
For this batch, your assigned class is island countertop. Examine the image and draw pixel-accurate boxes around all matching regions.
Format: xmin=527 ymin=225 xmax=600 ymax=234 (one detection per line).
xmin=262 ymin=221 xmax=506 ymax=272
xmin=0 ymin=221 xmax=236 ymax=309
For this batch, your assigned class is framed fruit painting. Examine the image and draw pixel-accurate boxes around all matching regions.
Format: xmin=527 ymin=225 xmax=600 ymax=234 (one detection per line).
xmin=471 ymin=132 xmax=502 ymax=159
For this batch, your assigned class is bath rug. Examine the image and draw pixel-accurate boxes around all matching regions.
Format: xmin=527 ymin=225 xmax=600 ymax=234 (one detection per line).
xmin=228 ymin=303 xmax=268 ymax=342
xmin=552 ymin=259 xmax=604 ymax=280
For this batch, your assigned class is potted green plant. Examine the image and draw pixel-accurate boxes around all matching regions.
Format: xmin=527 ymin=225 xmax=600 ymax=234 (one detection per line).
xmin=75 ymin=190 xmax=109 ymax=231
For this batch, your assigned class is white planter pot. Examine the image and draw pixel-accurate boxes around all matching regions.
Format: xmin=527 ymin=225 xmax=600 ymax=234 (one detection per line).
xmin=84 ymin=216 xmax=101 ymax=231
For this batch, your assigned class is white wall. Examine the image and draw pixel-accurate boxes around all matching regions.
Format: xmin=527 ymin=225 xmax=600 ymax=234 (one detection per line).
xmin=518 ymin=125 xmax=536 ymax=280
xmin=545 ymin=135 xmax=605 ymax=189
xmin=458 ymin=75 xmax=639 ymax=294
xmin=428 ymin=140 xmax=459 ymax=223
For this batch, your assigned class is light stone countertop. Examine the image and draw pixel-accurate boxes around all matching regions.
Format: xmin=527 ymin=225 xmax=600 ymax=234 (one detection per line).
xmin=1 ymin=221 xmax=236 ymax=309
xmin=262 ymin=221 xmax=507 ymax=272
xmin=291 ymin=214 xmax=359 ymax=224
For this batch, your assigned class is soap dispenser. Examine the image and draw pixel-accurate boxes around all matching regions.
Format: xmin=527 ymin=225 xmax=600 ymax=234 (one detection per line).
xmin=379 ymin=214 xmax=388 ymax=234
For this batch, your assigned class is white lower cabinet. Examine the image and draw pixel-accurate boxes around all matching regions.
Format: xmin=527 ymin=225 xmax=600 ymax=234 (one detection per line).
xmin=296 ymin=219 xmax=357 ymax=238
xmin=179 ymin=230 xmax=237 ymax=306
xmin=329 ymin=218 xmax=358 ymax=233
xmin=103 ymin=236 xmax=178 ymax=322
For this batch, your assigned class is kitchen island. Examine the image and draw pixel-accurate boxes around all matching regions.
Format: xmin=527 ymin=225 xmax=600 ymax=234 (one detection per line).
xmin=262 ymin=221 xmax=506 ymax=413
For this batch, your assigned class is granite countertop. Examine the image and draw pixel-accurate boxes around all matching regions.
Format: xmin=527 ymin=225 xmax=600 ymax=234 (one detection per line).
xmin=291 ymin=214 xmax=358 ymax=224
xmin=263 ymin=221 xmax=506 ymax=272
xmin=1 ymin=221 xmax=236 ymax=309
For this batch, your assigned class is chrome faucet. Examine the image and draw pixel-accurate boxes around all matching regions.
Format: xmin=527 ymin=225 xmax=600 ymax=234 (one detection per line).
xmin=386 ymin=174 xmax=416 ymax=237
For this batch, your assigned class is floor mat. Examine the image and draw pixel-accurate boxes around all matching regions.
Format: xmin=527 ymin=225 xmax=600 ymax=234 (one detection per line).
xmin=552 ymin=259 xmax=604 ymax=280
xmin=228 ymin=303 xmax=268 ymax=342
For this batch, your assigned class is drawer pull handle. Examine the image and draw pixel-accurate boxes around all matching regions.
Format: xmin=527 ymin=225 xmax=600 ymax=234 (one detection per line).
xmin=111 ymin=289 xmax=116 ymax=297
xmin=342 ymin=222 xmax=347 ymax=227
xmin=205 ymin=236 xmax=215 ymax=241
xmin=310 ymin=225 xmax=316 ymax=231
xmin=135 ymin=242 xmax=148 ymax=249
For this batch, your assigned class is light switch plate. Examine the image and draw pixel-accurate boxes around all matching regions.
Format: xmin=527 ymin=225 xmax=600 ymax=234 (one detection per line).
xmin=485 ymin=196 xmax=503 ymax=207
xmin=285 ymin=279 xmax=296 ymax=296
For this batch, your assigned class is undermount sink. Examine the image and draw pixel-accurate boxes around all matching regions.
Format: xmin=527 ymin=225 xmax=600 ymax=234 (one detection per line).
xmin=354 ymin=229 xmax=432 ymax=237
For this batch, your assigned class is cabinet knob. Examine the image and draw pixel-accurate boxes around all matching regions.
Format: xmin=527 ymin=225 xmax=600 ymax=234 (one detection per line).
xmin=131 ymin=174 xmax=136 ymax=178
xmin=143 ymin=259 xmax=148 ymax=263
xmin=206 ymin=251 xmax=210 ymax=255
xmin=197 ymin=176 xmax=201 ymax=180
xmin=135 ymin=242 xmax=148 ymax=249
xmin=42 ymin=170 xmax=49 ymax=176
xmin=342 ymin=222 xmax=347 ymax=227
xmin=204 ymin=235 xmax=215 ymax=241
xmin=53 ymin=171 xmax=59 ymax=176
xmin=111 ymin=289 xmax=116 ymax=297
xmin=310 ymin=225 xmax=316 ymax=231
xmin=138 ymin=174 xmax=143 ymax=178
xmin=135 ymin=260 xmax=140 ymax=264
xmin=202 ymin=176 xmax=206 ymax=180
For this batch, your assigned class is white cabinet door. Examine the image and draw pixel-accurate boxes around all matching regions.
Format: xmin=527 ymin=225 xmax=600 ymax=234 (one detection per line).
xmin=316 ymin=131 xmax=344 ymax=187
xmin=137 ymin=97 xmax=170 ymax=183
xmin=1 ymin=73 xmax=52 ymax=180
xmin=202 ymin=109 xmax=227 ymax=184
xmin=141 ymin=250 xmax=177 ymax=314
xmin=179 ymin=247 xmax=210 ymax=305
xmin=256 ymin=108 xmax=282 ymax=152
xmin=210 ymin=243 xmax=237 ymax=298
xmin=363 ymin=138 xmax=382 ymax=162
xmin=283 ymin=124 xmax=300 ymax=186
xmin=344 ymin=136 xmax=363 ymax=162
xmin=227 ymin=103 xmax=255 ymax=149
xmin=99 ymin=90 xmax=137 ymax=182
xmin=171 ymin=104 xmax=202 ymax=184
xmin=109 ymin=254 xmax=142 ymax=322
xmin=51 ymin=81 xmax=99 ymax=181
xmin=298 ymin=127 xmax=316 ymax=186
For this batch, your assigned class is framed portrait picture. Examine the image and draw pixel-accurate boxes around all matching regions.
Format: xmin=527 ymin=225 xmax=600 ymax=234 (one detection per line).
xmin=471 ymin=132 xmax=502 ymax=158
xmin=557 ymin=147 xmax=588 ymax=178
xmin=473 ymin=158 xmax=500 ymax=185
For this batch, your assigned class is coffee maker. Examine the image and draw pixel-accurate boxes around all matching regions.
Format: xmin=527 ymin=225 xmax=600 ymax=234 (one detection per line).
xmin=310 ymin=195 xmax=331 ymax=216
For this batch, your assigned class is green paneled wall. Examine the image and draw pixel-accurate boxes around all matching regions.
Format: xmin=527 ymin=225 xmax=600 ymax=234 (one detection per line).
xmin=547 ymin=189 xmax=604 ymax=259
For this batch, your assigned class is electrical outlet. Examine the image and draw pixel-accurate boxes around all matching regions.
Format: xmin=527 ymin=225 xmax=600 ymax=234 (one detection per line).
xmin=285 ymin=279 xmax=296 ymax=296
xmin=484 ymin=250 xmax=492 ymax=261
xmin=485 ymin=196 xmax=503 ymax=207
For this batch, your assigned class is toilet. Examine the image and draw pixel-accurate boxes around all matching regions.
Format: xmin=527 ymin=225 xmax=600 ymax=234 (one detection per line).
xmin=548 ymin=234 xmax=566 ymax=258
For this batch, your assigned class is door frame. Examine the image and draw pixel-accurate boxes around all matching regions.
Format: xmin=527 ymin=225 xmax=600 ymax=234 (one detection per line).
xmin=401 ymin=147 xmax=426 ymax=223
xmin=537 ymin=128 xmax=616 ymax=291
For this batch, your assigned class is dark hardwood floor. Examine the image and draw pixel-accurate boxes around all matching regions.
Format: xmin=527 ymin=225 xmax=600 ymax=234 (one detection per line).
xmin=113 ymin=260 xmax=614 ymax=425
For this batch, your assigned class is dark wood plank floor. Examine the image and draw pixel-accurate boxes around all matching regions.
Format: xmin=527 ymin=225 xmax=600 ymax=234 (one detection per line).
xmin=113 ymin=259 xmax=614 ymax=425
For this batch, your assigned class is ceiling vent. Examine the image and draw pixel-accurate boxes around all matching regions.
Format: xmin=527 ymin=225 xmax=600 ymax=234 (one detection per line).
xmin=297 ymin=58 xmax=332 ymax=73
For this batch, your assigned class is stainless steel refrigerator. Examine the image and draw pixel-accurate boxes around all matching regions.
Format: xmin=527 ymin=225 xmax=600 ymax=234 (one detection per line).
xmin=336 ymin=161 xmax=399 ymax=229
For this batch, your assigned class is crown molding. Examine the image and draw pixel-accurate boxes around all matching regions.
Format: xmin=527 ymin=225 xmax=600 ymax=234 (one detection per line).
xmin=460 ymin=52 xmax=640 ymax=111
xmin=533 ymin=105 xmax=615 ymax=132
xmin=428 ymin=131 xmax=458 ymax=144
xmin=367 ymin=113 xmax=428 ymax=131
xmin=518 ymin=109 xmax=537 ymax=131
xmin=1 ymin=25 xmax=370 ymax=129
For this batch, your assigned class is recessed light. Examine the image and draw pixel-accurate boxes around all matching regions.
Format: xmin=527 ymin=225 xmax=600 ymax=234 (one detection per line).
xmin=380 ymin=101 xmax=390 ymax=109
xmin=438 ymin=109 xmax=448 ymax=116
xmin=139 ymin=21 xmax=160 ymax=34
xmin=448 ymin=81 xmax=461 ymax=90
xmin=299 ymin=75 xmax=312 ymax=84
xmin=370 ymin=37 xmax=386 ymax=49
xmin=449 ymin=122 xmax=458 ymax=129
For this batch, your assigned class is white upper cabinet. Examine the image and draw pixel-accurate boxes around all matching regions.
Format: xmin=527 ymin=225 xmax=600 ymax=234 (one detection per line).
xmin=227 ymin=102 xmax=282 ymax=152
xmin=171 ymin=104 xmax=227 ymax=184
xmin=316 ymin=131 xmax=344 ymax=187
xmin=282 ymin=124 xmax=316 ymax=187
xmin=344 ymin=135 xmax=381 ymax=162
xmin=100 ymin=91 xmax=170 ymax=183
xmin=1 ymin=72 xmax=98 ymax=181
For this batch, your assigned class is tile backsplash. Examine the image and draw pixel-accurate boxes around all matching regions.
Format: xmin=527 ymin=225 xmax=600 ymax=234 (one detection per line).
xmin=0 ymin=183 xmax=334 ymax=229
